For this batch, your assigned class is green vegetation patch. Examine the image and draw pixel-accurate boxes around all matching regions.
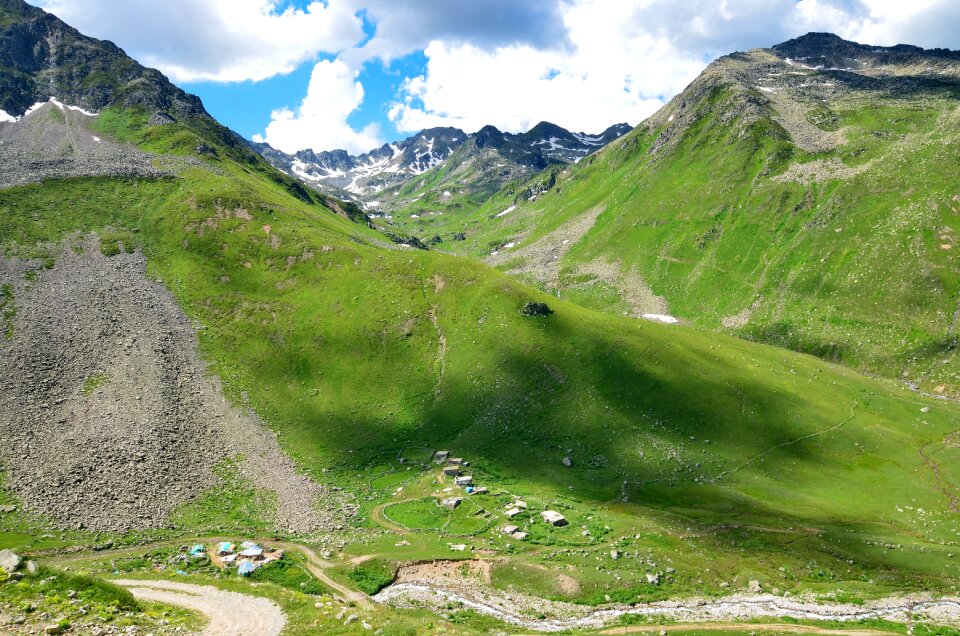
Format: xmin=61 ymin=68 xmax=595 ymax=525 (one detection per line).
xmin=384 ymin=498 xmax=448 ymax=530
xmin=347 ymin=559 xmax=397 ymax=595
xmin=0 ymin=283 xmax=14 ymax=339
xmin=249 ymin=557 xmax=328 ymax=595
xmin=80 ymin=372 xmax=110 ymax=396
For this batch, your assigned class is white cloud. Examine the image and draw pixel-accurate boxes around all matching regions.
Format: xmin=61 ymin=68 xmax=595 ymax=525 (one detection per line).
xmin=31 ymin=0 xmax=364 ymax=82
xmin=256 ymin=59 xmax=384 ymax=155
xmin=339 ymin=0 xmax=569 ymax=66
xmin=29 ymin=0 xmax=960 ymax=152
xmin=386 ymin=1 xmax=710 ymax=136
xmin=385 ymin=0 xmax=960 ymax=139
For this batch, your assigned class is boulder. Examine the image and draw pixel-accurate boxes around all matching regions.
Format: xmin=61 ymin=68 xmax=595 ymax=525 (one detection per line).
xmin=748 ymin=579 xmax=762 ymax=592
xmin=0 ymin=549 xmax=22 ymax=573
xmin=521 ymin=302 xmax=554 ymax=317
xmin=562 ymin=456 xmax=573 ymax=467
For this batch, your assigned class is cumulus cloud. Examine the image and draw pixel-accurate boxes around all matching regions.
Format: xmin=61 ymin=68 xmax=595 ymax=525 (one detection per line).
xmin=29 ymin=0 xmax=960 ymax=152
xmin=254 ymin=59 xmax=383 ymax=155
xmin=31 ymin=0 xmax=364 ymax=82
xmin=340 ymin=0 xmax=570 ymax=65
xmin=385 ymin=0 xmax=960 ymax=138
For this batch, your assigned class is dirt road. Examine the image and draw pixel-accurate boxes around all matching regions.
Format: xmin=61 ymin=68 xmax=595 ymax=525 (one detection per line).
xmin=114 ymin=579 xmax=285 ymax=636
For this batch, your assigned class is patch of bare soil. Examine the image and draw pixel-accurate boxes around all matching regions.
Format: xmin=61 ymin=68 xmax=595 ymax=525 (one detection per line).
xmin=395 ymin=559 xmax=493 ymax=586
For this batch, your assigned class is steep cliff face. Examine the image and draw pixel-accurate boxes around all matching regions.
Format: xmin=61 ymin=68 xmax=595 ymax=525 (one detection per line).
xmin=0 ymin=0 xmax=205 ymax=119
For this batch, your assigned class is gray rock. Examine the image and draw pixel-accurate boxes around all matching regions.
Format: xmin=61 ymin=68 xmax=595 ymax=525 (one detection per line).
xmin=561 ymin=456 xmax=573 ymax=467
xmin=0 ymin=549 xmax=22 ymax=573
xmin=521 ymin=302 xmax=554 ymax=317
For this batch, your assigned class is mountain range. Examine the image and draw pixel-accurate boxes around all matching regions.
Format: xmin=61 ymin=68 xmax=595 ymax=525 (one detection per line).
xmin=254 ymin=120 xmax=631 ymax=202
xmin=2 ymin=1 xmax=960 ymax=633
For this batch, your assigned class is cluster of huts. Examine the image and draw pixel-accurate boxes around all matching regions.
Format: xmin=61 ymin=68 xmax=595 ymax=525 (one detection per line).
xmin=210 ymin=541 xmax=283 ymax=576
xmin=434 ymin=450 xmax=568 ymax=543
xmin=501 ymin=500 xmax=568 ymax=541
xmin=435 ymin=451 xmax=488 ymax=496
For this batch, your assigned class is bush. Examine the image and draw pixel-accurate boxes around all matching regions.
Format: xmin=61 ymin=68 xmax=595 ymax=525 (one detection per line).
xmin=347 ymin=559 xmax=397 ymax=595
xmin=249 ymin=558 xmax=327 ymax=595
xmin=32 ymin=566 xmax=139 ymax=611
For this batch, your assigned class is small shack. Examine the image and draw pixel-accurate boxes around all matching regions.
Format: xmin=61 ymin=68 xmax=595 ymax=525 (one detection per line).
xmin=238 ymin=561 xmax=259 ymax=577
xmin=471 ymin=486 xmax=488 ymax=495
xmin=455 ymin=475 xmax=473 ymax=487
xmin=442 ymin=466 xmax=461 ymax=477
xmin=434 ymin=450 xmax=450 ymax=464
xmin=502 ymin=525 xmax=519 ymax=535
xmin=541 ymin=510 xmax=568 ymax=527
xmin=448 ymin=457 xmax=465 ymax=465
xmin=440 ymin=497 xmax=462 ymax=510
xmin=505 ymin=507 xmax=522 ymax=519
xmin=512 ymin=532 xmax=529 ymax=540
xmin=240 ymin=545 xmax=265 ymax=559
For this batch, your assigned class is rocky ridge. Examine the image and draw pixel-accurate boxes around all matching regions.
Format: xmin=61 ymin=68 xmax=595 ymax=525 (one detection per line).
xmin=0 ymin=0 xmax=205 ymax=121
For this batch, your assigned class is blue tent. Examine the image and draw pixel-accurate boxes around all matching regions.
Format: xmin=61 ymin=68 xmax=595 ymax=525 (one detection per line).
xmin=189 ymin=544 xmax=205 ymax=556
xmin=238 ymin=561 xmax=258 ymax=576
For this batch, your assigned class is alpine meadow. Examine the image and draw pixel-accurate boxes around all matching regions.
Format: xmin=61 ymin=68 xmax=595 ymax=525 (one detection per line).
xmin=1 ymin=1 xmax=960 ymax=635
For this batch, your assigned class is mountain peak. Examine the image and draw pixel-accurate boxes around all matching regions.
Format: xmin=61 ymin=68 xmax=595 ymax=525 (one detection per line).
xmin=0 ymin=0 xmax=206 ymax=119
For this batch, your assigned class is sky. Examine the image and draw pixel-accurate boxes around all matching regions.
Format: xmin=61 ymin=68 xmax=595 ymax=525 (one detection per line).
xmin=28 ymin=0 xmax=960 ymax=156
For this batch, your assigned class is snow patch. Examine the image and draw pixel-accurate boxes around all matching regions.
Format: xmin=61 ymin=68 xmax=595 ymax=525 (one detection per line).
xmin=23 ymin=101 xmax=48 ymax=118
xmin=0 ymin=109 xmax=15 ymax=123
xmin=92 ymin=136 xmax=102 ymax=143
xmin=572 ymin=132 xmax=605 ymax=146
xmin=496 ymin=205 xmax=517 ymax=218
xmin=642 ymin=314 xmax=679 ymax=324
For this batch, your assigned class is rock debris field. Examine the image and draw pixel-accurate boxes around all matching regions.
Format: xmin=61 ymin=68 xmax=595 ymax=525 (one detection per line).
xmin=0 ymin=101 xmax=169 ymax=188
xmin=0 ymin=236 xmax=353 ymax=533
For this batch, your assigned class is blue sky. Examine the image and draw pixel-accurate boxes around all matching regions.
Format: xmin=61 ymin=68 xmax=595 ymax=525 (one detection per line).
xmin=183 ymin=48 xmax=429 ymax=144
xmin=30 ymin=0 xmax=960 ymax=155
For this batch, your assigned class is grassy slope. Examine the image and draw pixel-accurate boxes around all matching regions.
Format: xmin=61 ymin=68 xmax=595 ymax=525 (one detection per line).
xmin=1 ymin=108 xmax=960 ymax=604
xmin=390 ymin=73 xmax=960 ymax=396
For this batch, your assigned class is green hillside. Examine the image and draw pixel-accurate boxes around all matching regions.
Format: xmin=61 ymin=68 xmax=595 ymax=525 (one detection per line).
xmin=3 ymin=104 xmax=960 ymax=601
xmin=402 ymin=36 xmax=960 ymax=397
xmin=3 ymin=6 xmax=960 ymax=629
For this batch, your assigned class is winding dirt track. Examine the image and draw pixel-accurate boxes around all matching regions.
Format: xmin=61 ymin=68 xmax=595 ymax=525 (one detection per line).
xmin=52 ymin=537 xmax=372 ymax=607
xmin=114 ymin=579 xmax=285 ymax=636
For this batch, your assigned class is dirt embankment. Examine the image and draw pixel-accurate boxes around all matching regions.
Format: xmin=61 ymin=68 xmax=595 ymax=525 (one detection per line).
xmin=0 ymin=236 xmax=352 ymax=533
